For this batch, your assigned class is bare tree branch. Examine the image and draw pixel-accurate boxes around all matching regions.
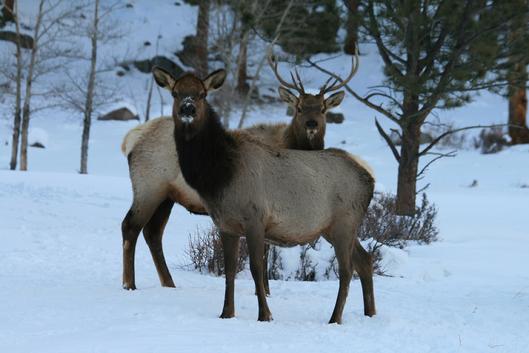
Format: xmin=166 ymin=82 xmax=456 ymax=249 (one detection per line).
xmin=419 ymin=123 xmax=509 ymax=156
xmin=306 ymin=57 xmax=402 ymax=124
xmin=375 ymin=119 xmax=401 ymax=162
xmin=417 ymin=150 xmax=457 ymax=180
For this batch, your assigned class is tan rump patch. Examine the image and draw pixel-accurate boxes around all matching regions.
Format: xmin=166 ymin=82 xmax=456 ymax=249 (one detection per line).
xmin=121 ymin=117 xmax=173 ymax=157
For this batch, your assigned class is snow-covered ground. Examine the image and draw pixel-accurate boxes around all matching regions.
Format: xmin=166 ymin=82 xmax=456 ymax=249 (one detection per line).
xmin=1 ymin=102 xmax=528 ymax=352
xmin=1 ymin=1 xmax=529 ymax=352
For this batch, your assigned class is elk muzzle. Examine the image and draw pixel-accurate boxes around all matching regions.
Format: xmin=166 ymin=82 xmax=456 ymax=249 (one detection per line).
xmin=179 ymin=97 xmax=196 ymax=124
xmin=305 ymin=120 xmax=318 ymax=139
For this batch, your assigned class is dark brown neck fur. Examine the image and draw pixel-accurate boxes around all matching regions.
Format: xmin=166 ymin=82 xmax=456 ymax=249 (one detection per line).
xmin=174 ymin=105 xmax=238 ymax=200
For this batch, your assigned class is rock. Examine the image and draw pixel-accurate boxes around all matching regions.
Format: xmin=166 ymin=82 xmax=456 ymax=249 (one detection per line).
xmin=98 ymin=107 xmax=138 ymax=121
xmin=326 ymin=112 xmax=344 ymax=124
xmin=28 ymin=128 xmax=48 ymax=148
xmin=176 ymin=35 xmax=201 ymax=70
xmin=468 ymin=180 xmax=478 ymax=188
xmin=130 ymin=55 xmax=183 ymax=78
xmin=30 ymin=142 xmax=45 ymax=148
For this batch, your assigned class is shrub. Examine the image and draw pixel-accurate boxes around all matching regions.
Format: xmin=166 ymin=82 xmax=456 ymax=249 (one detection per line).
xmin=295 ymin=244 xmax=317 ymax=281
xmin=267 ymin=245 xmax=283 ymax=280
xmin=422 ymin=121 xmax=468 ymax=149
xmin=359 ymin=192 xmax=439 ymax=248
xmin=473 ymin=127 xmax=509 ymax=154
xmin=185 ymin=226 xmax=247 ymax=276
xmin=186 ymin=192 xmax=439 ymax=280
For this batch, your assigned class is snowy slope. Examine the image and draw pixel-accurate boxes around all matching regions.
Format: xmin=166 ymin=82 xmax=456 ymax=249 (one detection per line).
xmin=1 ymin=0 xmax=529 ymax=352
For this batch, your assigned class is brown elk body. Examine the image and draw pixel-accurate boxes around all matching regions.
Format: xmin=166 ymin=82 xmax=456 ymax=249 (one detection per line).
xmin=120 ymin=55 xmax=353 ymax=291
xmin=153 ymin=67 xmax=376 ymax=324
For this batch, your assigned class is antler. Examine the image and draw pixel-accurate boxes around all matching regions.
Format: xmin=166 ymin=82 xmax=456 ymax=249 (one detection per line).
xmin=319 ymin=46 xmax=359 ymax=95
xmin=268 ymin=48 xmax=305 ymax=94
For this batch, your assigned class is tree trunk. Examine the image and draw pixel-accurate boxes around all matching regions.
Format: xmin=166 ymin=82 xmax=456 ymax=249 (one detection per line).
xmin=506 ymin=0 xmax=529 ymax=144
xmin=19 ymin=0 xmax=44 ymax=171
xmin=196 ymin=0 xmax=209 ymax=77
xmin=343 ymin=0 xmax=359 ymax=54
xmin=80 ymin=0 xmax=99 ymax=174
xmin=236 ymin=30 xmax=249 ymax=96
xmin=145 ymin=76 xmax=154 ymax=122
xmin=396 ymin=118 xmax=421 ymax=216
xmin=508 ymin=64 xmax=529 ymax=144
xmin=9 ymin=2 xmax=22 ymax=170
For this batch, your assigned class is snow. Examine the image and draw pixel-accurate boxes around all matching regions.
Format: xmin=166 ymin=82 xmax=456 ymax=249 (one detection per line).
xmin=1 ymin=103 xmax=528 ymax=353
xmin=1 ymin=1 xmax=529 ymax=352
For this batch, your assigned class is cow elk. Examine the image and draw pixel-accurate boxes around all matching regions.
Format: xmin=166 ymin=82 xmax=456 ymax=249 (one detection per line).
xmin=247 ymin=49 xmax=359 ymax=292
xmin=155 ymin=67 xmax=376 ymax=324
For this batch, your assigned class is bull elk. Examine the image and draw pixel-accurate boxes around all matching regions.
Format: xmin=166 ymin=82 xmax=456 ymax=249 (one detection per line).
xmin=120 ymin=53 xmax=358 ymax=292
xmin=247 ymin=48 xmax=358 ymax=150
xmin=154 ymin=67 xmax=375 ymax=324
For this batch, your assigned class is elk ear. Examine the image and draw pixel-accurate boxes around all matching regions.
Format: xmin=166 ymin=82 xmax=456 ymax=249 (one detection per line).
xmin=203 ymin=69 xmax=226 ymax=91
xmin=324 ymin=91 xmax=345 ymax=110
xmin=278 ymin=86 xmax=298 ymax=106
xmin=152 ymin=66 xmax=176 ymax=91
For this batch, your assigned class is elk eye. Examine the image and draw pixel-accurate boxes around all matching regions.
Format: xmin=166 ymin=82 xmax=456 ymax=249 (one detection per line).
xmin=297 ymin=107 xmax=302 ymax=113
xmin=171 ymin=91 xmax=178 ymax=98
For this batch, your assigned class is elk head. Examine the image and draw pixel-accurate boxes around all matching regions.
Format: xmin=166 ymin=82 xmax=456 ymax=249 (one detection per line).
xmin=268 ymin=49 xmax=358 ymax=141
xmin=152 ymin=66 xmax=226 ymax=140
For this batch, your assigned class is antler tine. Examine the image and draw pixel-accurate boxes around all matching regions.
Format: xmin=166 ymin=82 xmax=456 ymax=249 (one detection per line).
xmin=268 ymin=47 xmax=302 ymax=93
xmin=294 ymin=68 xmax=305 ymax=94
xmin=321 ymin=45 xmax=360 ymax=95
xmin=318 ymin=76 xmax=334 ymax=95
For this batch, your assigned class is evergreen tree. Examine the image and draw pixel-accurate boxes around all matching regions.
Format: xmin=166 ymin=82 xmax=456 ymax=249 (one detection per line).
xmin=259 ymin=0 xmax=341 ymax=59
xmin=342 ymin=1 xmax=526 ymax=215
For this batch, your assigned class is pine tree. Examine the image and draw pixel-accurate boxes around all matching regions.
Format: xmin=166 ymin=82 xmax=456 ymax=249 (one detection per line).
xmin=344 ymin=1 xmax=525 ymax=215
xmin=258 ymin=0 xmax=341 ymax=59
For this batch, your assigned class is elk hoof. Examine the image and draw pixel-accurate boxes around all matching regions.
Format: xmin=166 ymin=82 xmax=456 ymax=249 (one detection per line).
xmin=122 ymin=283 xmax=136 ymax=290
xmin=219 ymin=311 xmax=235 ymax=319
xmin=257 ymin=312 xmax=273 ymax=322
xmin=161 ymin=281 xmax=176 ymax=288
xmin=328 ymin=317 xmax=342 ymax=325
xmin=364 ymin=309 xmax=376 ymax=317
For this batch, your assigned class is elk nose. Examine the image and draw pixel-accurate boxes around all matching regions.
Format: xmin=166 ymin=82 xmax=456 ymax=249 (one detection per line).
xmin=305 ymin=120 xmax=318 ymax=129
xmin=179 ymin=103 xmax=196 ymax=117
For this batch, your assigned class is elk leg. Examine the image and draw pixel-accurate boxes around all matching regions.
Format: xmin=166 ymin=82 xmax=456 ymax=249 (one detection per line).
xmin=121 ymin=209 xmax=142 ymax=290
xmin=122 ymin=194 xmax=165 ymax=290
xmin=143 ymin=199 xmax=175 ymax=288
xmin=352 ymin=239 xmax=376 ymax=317
xmin=255 ymin=244 xmax=271 ymax=296
xmin=263 ymin=244 xmax=270 ymax=296
xmin=220 ymin=233 xmax=239 ymax=319
xmin=246 ymin=230 xmax=273 ymax=321
xmin=328 ymin=231 xmax=354 ymax=324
